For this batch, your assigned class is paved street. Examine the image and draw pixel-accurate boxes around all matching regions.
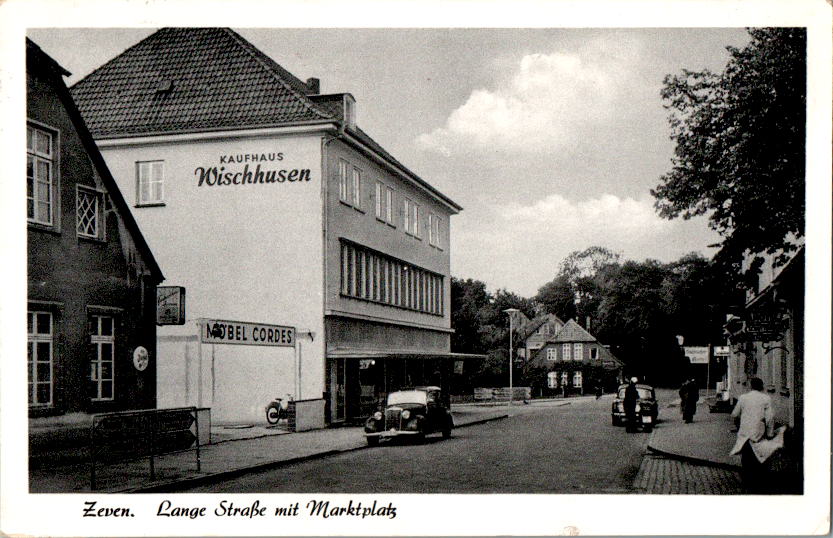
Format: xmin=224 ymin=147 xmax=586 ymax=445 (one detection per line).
xmin=182 ymin=395 xmax=651 ymax=493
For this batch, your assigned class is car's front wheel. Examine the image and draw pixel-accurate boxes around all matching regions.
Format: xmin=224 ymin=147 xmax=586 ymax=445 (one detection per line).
xmin=612 ymin=416 xmax=621 ymax=426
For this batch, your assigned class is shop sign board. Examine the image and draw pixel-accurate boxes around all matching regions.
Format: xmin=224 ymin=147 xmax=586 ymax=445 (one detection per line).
xmin=684 ymin=346 xmax=710 ymax=364
xmin=713 ymin=346 xmax=730 ymax=356
xmin=200 ymin=319 xmax=295 ymax=347
xmin=156 ymin=286 xmax=186 ymax=325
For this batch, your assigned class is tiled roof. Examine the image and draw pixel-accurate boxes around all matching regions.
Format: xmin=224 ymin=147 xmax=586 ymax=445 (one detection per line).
xmin=70 ymin=28 xmax=332 ymax=138
xmin=551 ymin=319 xmax=598 ymax=343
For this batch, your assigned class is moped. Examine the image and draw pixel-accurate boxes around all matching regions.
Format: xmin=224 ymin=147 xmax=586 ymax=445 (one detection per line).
xmin=265 ymin=394 xmax=293 ymax=425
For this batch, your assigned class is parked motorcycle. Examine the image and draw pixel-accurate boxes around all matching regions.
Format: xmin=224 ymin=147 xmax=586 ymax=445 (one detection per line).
xmin=265 ymin=395 xmax=293 ymax=425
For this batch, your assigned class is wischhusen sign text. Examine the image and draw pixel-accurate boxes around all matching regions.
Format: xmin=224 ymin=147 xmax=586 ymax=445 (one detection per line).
xmin=195 ymin=152 xmax=311 ymax=187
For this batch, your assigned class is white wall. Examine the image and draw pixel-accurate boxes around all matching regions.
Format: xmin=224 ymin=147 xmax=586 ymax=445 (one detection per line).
xmin=100 ymin=133 xmax=325 ymax=423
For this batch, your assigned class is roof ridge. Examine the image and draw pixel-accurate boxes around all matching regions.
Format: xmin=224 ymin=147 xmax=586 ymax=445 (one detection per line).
xmin=220 ymin=28 xmax=333 ymax=122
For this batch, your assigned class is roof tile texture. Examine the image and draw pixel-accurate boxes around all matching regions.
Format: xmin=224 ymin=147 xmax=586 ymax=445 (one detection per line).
xmin=71 ymin=28 xmax=330 ymax=138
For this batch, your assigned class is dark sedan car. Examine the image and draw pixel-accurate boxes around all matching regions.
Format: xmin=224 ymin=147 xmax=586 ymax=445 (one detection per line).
xmin=611 ymin=383 xmax=658 ymax=431
xmin=364 ymin=386 xmax=454 ymax=446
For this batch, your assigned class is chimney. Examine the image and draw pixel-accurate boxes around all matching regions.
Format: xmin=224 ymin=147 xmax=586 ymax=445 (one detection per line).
xmin=585 ymin=316 xmax=591 ymax=332
xmin=305 ymin=77 xmax=320 ymax=95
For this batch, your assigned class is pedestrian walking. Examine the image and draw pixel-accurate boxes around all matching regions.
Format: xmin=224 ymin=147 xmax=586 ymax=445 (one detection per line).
xmin=624 ymin=377 xmax=639 ymax=433
xmin=679 ymin=378 xmax=699 ymax=423
xmin=595 ymin=385 xmax=603 ymax=400
xmin=729 ymin=377 xmax=775 ymax=493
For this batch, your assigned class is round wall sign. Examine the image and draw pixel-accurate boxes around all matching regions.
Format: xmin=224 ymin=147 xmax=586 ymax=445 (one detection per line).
xmin=133 ymin=346 xmax=149 ymax=371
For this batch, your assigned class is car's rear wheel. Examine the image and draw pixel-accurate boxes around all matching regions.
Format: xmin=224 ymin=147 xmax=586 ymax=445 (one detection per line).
xmin=366 ymin=436 xmax=379 ymax=446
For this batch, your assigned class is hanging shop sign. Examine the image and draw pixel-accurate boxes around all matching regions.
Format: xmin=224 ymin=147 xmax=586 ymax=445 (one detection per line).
xmin=745 ymin=313 xmax=788 ymax=342
xmin=200 ymin=319 xmax=295 ymax=347
xmin=132 ymin=346 xmax=149 ymax=371
xmin=712 ymin=346 xmax=730 ymax=357
xmin=684 ymin=346 xmax=710 ymax=364
xmin=156 ymin=286 xmax=186 ymax=325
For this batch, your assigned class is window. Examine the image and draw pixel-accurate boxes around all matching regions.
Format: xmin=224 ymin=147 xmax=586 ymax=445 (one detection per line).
xmin=412 ymin=202 xmax=421 ymax=238
xmin=340 ymin=240 xmax=444 ymax=315
xmin=546 ymin=348 xmax=557 ymax=361
xmin=573 ymin=371 xmax=583 ymax=388
xmin=375 ymin=181 xmax=384 ymax=220
xmin=561 ymin=371 xmax=568 ymax=386
xmin=385 ymin=187 xmax=394 ymax=225
xmin=137 ymin=161 xmax=164 ymax=205
xmin=403 ymin=198 xmax=412 ymax=232
xmin=76 ymin=186 xmax=103 ymax=239
xmin=28 ymin=311 xmax=53 ymax=406
xmin=547 ymin=372 xmax=559 ymax=389
xmin=590 ymin=347 xmax=598 ymax=359
xmin=573 ymin=343 xmax=583 ymax=360
xmin=429 ymin=214 xmax=443 ymax=247
xmin=89 ymin=315 xmax=115 ymax=401
xmin=27 ymin=124 xmax=55 ymax=226
xmin=562 ymin=343 xmax=571 ymax=360
xmin=351 ymin=167 xmax=362 ymax=208
xmin=339 ymin=159 xmax=350 ymax=202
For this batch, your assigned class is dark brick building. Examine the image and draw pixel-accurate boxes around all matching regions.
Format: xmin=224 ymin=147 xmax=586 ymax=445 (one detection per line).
xmin=27 ymin=39 xmax=164 ymax=417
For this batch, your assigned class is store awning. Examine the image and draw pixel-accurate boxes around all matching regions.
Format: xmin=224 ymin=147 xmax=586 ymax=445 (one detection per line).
xmin=327 ymin=350 xmax=487 ymax=360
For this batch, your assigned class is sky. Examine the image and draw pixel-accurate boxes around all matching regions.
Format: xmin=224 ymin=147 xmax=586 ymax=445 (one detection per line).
xmin=27 ymin=27 xmax=751 ymax=296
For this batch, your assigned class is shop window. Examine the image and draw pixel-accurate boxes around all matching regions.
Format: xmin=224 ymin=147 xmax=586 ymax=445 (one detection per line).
xmin=136 ymin=161 xmax=164 ymax=205
xmin=562 ymin=343 xmax=571 ymax=360
xmin=339 ymin=239 xmax=444 ymax=315
xmin=76 ymin=186 xmax=104 ymax=239
xmin=573 ymin=343 xmax=583 ymax=360
xmin=547 ymin=371 xmax=558 ymax=388
xmin=573 ymin=371 xmax=583 ymax=388
xmin=27 ymin=311 xmax=53 ymax=407
xmin=546 ymin=348 xmax=557 ymax=361
xmin=27 ymin=123 xmax=56 ymax=226
xmin=89 ymin=314 xmax=115 ymax=401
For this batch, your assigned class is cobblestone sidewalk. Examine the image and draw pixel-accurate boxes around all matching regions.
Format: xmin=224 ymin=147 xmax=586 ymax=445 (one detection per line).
xmin=633 ymin=454 xmax=742 ymax=494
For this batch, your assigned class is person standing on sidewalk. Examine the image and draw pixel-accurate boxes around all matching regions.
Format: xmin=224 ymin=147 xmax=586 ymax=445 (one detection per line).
xmin=624 ymin=377 xmax=639 ymax=433
xmin=679 ymin=378 xmax=699 ymax=423
xmin=729 ymin=377 xmax=775 ymax=493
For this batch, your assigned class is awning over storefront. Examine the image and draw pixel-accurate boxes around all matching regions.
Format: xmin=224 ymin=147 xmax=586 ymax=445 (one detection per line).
xmin=327 ymin=350 xmax=487 ymax=360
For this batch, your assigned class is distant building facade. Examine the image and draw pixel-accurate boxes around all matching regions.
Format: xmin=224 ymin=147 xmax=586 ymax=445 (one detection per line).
xmin=70 ymin=28 xmax=468 ymax=424
xmin=517 ymin=313 xmax=565 ymax=360
xmin=27 ymin=39 xmax=164 ymax=417
xmin=525 ymin=319 xmax=623 ymax=396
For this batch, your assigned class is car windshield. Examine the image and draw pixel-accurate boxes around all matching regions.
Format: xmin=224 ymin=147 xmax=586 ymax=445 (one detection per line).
xmin=618 ymin=387 xmax=653 ymax=399
xmin=387 ymin=390 xmax=427 ymax=406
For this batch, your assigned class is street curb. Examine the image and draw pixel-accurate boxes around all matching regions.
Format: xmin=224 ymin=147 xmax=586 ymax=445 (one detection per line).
xmin=122 ymin=414 xmax=509 ymax=493
xmin=646 ymin=439 xmax=741 ymax=472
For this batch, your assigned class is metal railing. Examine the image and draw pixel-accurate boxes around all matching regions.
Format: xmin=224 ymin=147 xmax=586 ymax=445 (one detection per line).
xmin=89 ymin=407 xmax=200 ymax=490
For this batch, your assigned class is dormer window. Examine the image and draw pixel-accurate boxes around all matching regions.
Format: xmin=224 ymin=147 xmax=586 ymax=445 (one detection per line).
xmin=344 ymin=94 xmax=356 ymax=129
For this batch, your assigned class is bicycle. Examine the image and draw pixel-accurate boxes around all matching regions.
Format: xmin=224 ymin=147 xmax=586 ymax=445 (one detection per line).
xmin=265 ymin=394 xmax=293 ymax=425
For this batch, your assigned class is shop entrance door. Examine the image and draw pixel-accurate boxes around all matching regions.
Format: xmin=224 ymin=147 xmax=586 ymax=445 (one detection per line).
xmin=330 ymin=358 xmax=346 ymax=422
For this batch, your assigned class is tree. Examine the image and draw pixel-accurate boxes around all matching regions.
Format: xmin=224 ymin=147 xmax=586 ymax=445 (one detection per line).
xmin=652 ymin=28 xmax=805 ymax=282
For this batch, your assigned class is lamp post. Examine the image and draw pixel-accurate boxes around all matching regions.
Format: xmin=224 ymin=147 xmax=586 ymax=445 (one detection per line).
xmin=503 ymin=308 xmax=520 ymax=408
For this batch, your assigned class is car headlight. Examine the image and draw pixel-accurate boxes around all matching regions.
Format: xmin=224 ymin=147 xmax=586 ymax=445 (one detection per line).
xmin=373 ymin=411 xmax=383 ymax=421
xmin=635 ymin=403 xmax=641 ymax=412
xmin=401 ymin=410 xmax=411 ymax=420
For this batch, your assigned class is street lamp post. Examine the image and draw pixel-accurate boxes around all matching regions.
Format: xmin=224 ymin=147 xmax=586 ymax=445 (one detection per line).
xmin=503 ymin=308 xmax=520 ymax=409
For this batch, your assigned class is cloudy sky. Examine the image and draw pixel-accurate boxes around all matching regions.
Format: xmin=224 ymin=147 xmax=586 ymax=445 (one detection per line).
xmin=28 ymin=27 xmax=750 ymax=296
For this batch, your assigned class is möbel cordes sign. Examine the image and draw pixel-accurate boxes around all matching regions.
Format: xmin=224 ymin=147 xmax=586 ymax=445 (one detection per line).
xmin=684 ymin=346 xmax=710 ymax=364
xmin=200 ymin=319 xmax=295 ymax=347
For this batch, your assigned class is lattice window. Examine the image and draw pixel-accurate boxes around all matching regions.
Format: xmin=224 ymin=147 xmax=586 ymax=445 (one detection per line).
xmin=76 ymin=186 xmax=102 ymax=238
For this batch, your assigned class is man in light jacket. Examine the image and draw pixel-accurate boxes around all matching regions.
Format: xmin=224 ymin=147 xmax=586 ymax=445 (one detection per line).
xmin=729 ymin=377 xmax=774 ymax=493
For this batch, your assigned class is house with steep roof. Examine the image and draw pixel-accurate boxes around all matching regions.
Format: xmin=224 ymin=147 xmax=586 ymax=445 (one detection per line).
xmin=525 ymin=319 xmax=623 ymax=396
xmin=27 ymin=39 xmax=164 ymax=416
xmin=70 ymin=28 xmax=469 ymax=425
xmin=516 ymin=313 xmax=565 ymax=360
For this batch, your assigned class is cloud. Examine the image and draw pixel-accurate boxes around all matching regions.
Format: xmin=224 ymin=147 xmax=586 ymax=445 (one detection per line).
xmin=417 ymin=40 xmax=642 ymax=156
xmin=451 ymin=193 xmax=719 ymax=296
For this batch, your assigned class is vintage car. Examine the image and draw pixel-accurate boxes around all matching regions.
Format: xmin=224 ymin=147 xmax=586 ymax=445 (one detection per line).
xmin=364 ymin=386 xmax=454 ymax=446
xmin=611 ymin=383 xmax=658 ymax=431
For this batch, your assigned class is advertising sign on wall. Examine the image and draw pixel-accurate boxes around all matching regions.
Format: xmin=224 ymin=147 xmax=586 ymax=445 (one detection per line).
xmin=200 ymin=319 xmax=295 ymax=347
xmin=684 ymin=346 xmax=710 ymax=364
